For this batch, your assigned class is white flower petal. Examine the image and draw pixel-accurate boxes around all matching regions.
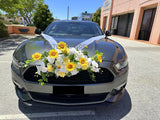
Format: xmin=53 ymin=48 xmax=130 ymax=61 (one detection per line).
xmin=41 ymin=67 xmax=47 ymax=73
xmin=71 ymin=69 xmax=79 ymax=76
xmin=47 ymin=56 xmax=55 ymax=64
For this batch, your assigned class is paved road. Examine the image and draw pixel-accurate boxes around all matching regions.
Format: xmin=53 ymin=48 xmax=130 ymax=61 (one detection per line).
xmin=0 ymin=35 xmax=160 ymax=120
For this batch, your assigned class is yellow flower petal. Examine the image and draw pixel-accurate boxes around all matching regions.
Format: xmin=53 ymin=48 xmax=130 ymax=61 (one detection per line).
xmin=57 ymin=65 xmax=61 ymax=69
xmin=85 ymin=46 xmax=88 ymax=48
xmin=58 ymin=72 xmax=66 ymax=77
xmin=79 ymin=58 xmax=87 ymax=65
xmin=49 ymin=49 xmax=58 ymax=58
xmin=57 ymin=41 xmax=67 ymax=50
xmin=62 ymin=48 xmax=69 ymax=54
xmin=81 ymin=64 xmax=88 ymax=70
xmin=66 ymin=62 xmax=76 ymax=72
xmin=63 ymin=57 xmax=70 ymax=64
xmin=32 ymin=52 xmax=42 ymax=61
xmin=97 ymin=54 xmax=102 ymax=63
xmin=47 ymin=64 xmax=53 ymax=72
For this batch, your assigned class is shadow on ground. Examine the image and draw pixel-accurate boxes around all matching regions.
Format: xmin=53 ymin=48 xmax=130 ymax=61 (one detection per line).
xmin=18 ymin=90 xmax=132 ymax=120
xmin=0 ymin=34 xmax=28 ymax=56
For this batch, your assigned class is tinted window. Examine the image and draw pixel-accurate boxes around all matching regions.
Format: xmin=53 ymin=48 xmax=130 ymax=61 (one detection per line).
xmin=44 ymin=22 xmax=103 ymax=37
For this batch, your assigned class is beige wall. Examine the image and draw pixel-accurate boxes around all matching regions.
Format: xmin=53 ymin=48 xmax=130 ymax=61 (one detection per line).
xmin=2 ymin=15 xmax=24 ymax=24
xmin=112 ymin=0 xmax=136 ymax=15
xmin=101 ymin=0 xmax=160 ymax=44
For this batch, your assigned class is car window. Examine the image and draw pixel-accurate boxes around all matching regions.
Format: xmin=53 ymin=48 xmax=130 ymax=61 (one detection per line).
xmin=44 ymin=22 xmax=103 ymax=37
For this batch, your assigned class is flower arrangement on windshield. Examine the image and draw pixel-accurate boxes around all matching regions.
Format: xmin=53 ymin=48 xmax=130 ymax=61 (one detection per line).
xmin=24 ymin=41 xmax=103 ymax=85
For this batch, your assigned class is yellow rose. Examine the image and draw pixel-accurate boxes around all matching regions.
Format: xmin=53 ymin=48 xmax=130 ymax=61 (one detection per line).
xmin=81 ymin=64 xmax=88 ymax=70
xmin=49 ymin=49 xmax=58 ymax=58
xmin=63 ymin=57 xmax=70 ymax=64
xmin=58 ymin=72 xmax=66 ymax=77
xmin=32 ymin=52 xmax=42 ymax=61
xmin=66 ymin=62 xmax=76 ymax=72
xmin=62 ymin=48 xmax=69 ymax=54
xmin=97 ymin=54 xmax=102 ymax=63
xmin=47 ymin=64 xmax=53 ymax=72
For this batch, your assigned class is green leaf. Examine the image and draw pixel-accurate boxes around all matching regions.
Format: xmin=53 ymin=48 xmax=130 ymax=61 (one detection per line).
xmin=68 ymin=54 xmax=75 ymax=61
xmin=42 ymin=51 xmax=49 ymax=58
xmin=100 ymin=52 xmax=103 ymax=56
xmin=95 ymin=50 xmax=99 ymax=54
xmin=40 ymin=82 xmax=44 ymax=86
xmin=82 ymin=50 xmax=89 ymax=57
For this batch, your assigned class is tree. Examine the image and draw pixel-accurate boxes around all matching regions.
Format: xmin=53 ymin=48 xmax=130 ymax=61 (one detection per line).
xmin=0 ymin=13 xmax=9 ymax=38
xmin=33 ymin=3 xmax=54 ymax=31
xmin=92 ymin=7 xmax=101 ymax=26
xmin=0 ymin=0 xmax=44 ymax=25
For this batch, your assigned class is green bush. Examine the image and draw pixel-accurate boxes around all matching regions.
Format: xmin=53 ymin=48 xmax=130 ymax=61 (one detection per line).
xmin=12 ymin=21 xmax=19 ymax=24
xmin=0 ymin=21 xmax=9 ymax=38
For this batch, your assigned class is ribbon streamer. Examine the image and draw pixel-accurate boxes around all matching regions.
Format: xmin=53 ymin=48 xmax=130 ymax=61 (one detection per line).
xmin=42 ymin=33 xmax=57 ymax=49
xmin=42 ymin=33 xmax=105 ymax=50
xmin=75 ymin=35 xmax=105 ymax=50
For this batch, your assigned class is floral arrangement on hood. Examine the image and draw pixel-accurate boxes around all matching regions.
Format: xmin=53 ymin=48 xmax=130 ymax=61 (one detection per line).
xmin=24 ymin=41 xmax=103 ymax=85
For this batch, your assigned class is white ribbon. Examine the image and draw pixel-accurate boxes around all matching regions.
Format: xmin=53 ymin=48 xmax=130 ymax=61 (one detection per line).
xmin=42 ymin=33 xmax=105 ymax=50
xmin=42 ymin=33 xmax=57 ymax=49
xmin=75 ymin=35 xmax=105 ymax=50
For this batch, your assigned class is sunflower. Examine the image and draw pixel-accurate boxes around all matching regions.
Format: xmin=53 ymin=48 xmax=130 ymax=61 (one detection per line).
xmin=79 ymin=58 xmax=87 ymax=65
xmin=66 ymin=62 xmax=76 ymax=72
xmin=32 ymin=52 xmax=42 ymax=61
xmin=49 ymin=49 xmax=58 ymax=58
xmin=62 ymin=47 xmax=69 ymax=54
xmin=97 ymin=54 xmax=102 ymax=63
xmin=57 ymin=41 xmax=67 ymax=50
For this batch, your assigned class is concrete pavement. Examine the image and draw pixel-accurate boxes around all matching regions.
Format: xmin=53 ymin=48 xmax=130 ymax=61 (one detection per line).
xmin=0 ymin=34 xmax=160 ymax=120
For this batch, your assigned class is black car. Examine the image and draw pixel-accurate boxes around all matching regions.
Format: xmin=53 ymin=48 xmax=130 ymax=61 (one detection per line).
xmin=11 ymin=20 xmax=128 ymax=105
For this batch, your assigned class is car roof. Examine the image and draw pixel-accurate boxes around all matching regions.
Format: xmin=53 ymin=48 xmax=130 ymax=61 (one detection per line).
xmin=53 ymin=20 xmax=96 ymax=24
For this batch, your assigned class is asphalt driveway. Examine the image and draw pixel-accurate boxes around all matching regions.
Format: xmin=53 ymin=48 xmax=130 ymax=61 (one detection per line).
xmin=0 ymin=34 xmax=160 ymax=120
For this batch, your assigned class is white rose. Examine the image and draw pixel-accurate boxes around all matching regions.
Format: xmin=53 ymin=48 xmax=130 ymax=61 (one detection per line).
xmin=92 ymin=61 xmax=98 ymax=68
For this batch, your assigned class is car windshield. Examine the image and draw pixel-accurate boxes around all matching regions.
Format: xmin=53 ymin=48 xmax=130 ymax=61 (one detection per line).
xmin=44 ymin=21 xmax=103 ymax=37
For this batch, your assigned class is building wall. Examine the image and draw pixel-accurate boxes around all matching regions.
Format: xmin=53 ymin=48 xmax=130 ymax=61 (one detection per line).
xmin=100 ymin=0 xmax=160 ymax=44
xmin=112 ymin=0 xmax=136 ymax=15
xmin=2 ymin=15 xmax=24 ymax=24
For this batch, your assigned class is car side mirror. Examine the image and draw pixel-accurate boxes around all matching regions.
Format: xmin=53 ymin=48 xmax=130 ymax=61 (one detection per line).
xmin=105 ymin=31 xmax=111 ymax=37
xmin=35 ymin=28 xmax=41 ymax=34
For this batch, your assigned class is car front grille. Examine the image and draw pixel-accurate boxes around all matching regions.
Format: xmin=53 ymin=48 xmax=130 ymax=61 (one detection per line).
xmin=29 ymin=92 xmax=108 ymax=104
xmin=23 ymin=66 xmax=114 ymax=84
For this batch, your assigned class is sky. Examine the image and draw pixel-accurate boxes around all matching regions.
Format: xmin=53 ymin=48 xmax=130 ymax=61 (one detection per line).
xmin=44 ymin=0 xmax=104 ymax=20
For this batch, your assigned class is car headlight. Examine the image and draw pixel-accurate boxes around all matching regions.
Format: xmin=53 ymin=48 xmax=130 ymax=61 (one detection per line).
xmin=115 ymin=59 xmax=128 ymax=70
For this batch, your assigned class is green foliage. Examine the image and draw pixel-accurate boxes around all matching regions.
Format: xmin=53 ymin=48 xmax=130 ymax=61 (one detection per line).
xmin=92 ymin=7 xmax=101 ymax=26
xmin=0 ymin=0 xmax=44 ymax=25
xmin=12 ymin=21 xmax=19 ymax=24
xmin=68 ymin=54 xmax=75 ymax=62
xmin=93 ymin=50 xmax=103 ymax=62
xmin=33 ymin=3 xmax=54 ymax=31
xmin=3 ymin=21 xmax=12 ymax=25
xmin=24 ymin=59 xmax=34 ymax=67
xmin=82 ymin=50 xmax=89 ymax=57
xmin=0 ymin=21 xmax=9 ymax=38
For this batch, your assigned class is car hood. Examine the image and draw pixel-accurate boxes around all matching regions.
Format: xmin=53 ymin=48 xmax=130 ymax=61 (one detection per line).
xmin=14 ymin=35 xmax=125 ymax=64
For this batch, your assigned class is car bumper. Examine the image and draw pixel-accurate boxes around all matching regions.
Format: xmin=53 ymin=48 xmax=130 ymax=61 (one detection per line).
xmin=12 ymin=65 xmax=128 ymax=105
